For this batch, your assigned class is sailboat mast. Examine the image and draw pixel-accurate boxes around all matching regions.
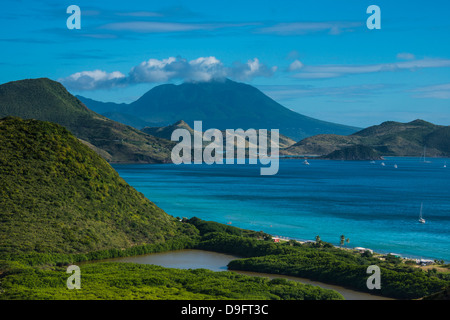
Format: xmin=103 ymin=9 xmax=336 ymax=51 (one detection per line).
xmin=420 ymin=202 xmax=423 ymax=219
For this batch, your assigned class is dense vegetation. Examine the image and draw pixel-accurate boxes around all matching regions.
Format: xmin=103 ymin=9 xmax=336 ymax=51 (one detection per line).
xmin=0 ymin=119 xmax=343 ymax=300
xmin=0 ymin=117 xmax=447 ymax=300
xmin=0 ymin=78 xmax=174 ymax=163
xmin=322 ymin=145 xmax=383 ymax=161
xmin=196 ymin=232 xmax=450 ymax=300
xmin=0 ymin=117 xmax=196 ymax=262
xmin=0 ymin=261 xmax=343 ymax=300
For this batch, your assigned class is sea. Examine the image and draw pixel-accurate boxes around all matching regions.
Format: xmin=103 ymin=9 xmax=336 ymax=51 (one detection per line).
xmin=112 ymin=157 xmax=450 ymax=262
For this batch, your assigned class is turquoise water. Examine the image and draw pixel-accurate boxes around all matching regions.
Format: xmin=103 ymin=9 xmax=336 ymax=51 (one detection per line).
xmin=113 ymin=157 xmax=450 ymax=261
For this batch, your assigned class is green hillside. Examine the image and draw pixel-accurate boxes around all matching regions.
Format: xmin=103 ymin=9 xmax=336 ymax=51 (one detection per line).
xmin=283 ymin=119 xmax=450 ymax=157
xmin=0 ymin=78 xmax=174 ymax=163
xmin=0 ymin=117 xmax=192 ymax=259
xmin=322 ymin=145 xmax=383 ymax=161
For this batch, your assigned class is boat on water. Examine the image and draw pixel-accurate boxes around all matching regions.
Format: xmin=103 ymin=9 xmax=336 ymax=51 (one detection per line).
xmin=394 ymin=164 xmax=398 ymax=169
xmin=422 ymin=146 xmax=431 ymax=163
xmin=419 ymin=203 xmax=426 ymax=224
xmin=381 ymin=162 xmax=385 ymax=166
xmin=444 ymin=162 xmax=447 ymax=168
xmin=303 ymin=159 xmax=310 ymax=165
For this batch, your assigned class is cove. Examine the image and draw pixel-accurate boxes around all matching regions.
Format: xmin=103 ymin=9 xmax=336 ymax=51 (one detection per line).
xmin=86 ymin=249 xmax=393 ymax=300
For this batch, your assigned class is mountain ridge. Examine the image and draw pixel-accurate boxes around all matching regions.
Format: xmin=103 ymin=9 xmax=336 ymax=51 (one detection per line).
xmin=141 ymin=120 xmax=297 ymax=149
xmin=0 ymin=78 xmax=174 ymax=163
xmin=78 ymin=79 xmax=361 ymax=141
xmin=283 ymin=119 xmax=450 ymax=157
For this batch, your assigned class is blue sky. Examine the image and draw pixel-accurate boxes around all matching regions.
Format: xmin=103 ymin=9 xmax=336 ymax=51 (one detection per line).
xmin=1 ymin=0 xmax=449 ymax=127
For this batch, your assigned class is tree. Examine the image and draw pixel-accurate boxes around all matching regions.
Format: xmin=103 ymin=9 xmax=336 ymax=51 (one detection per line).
xmin=340 ymin=235 xmax=345 ymax=247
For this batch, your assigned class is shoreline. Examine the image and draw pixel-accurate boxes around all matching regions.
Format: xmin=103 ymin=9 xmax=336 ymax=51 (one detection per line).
xmin=271 ymin=235 xmax=447 ymax=265
xmin=82 ymin=248 xmax=394 ymax=300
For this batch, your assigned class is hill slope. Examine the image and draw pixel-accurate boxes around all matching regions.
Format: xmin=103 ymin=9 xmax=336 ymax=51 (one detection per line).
xmin=0 ymin=117 xmax=191 ymax=258
xmin=321 ymin=145 xmax=383 ymax=161
xmin=78 ymin=79 xmax=360 ymax=141
xmin=0 ymin=78 xmax=174 ymax=163
xmin=283 ymin=119 xmax=450 ymax=157
xmin=142 ymin=120 xmax=296 ymax=149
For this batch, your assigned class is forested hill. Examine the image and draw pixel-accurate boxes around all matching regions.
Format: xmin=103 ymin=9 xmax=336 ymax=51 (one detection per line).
xmin=0 ymin=78 xmax=174 ymax=163
xmin=0 ymin=117 xmax=194 ymax=259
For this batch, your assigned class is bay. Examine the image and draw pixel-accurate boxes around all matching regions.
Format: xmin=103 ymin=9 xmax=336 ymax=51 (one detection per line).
xmin=113 ymin=157 xmax=450 ymax=261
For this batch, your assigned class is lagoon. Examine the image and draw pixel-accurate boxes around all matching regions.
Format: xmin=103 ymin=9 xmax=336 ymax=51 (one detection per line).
xmin=94 ymin=249 xmax=392 ymax=300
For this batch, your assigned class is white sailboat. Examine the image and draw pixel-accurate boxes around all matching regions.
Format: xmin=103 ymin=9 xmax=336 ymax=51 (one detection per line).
xmin=303 ymin=159 xmax=310 ymax=165
xmin=418 ymin=202 xmax=426 ymax=224
xmin=444 ymin=162 xmax=447 ymax=168
xmin=422 ymin=146 xmax=431 ymax=163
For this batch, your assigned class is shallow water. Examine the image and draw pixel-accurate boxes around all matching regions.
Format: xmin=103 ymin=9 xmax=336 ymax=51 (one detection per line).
xmin=113 ymin=157 xmax=450 ymax=261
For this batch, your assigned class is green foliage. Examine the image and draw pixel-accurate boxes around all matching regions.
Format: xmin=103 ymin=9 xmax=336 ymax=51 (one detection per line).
xmin=186 ymin=217 xmax=270 ymax=239
xmin=0 ymin=117 xmax=197 ymax=259
xmin=191 ymin=232 xmax=450 ymax=300
xmin=0 ymin=78 xmax=174 ymax=163
xmin=0 ymin=261 xmax=343 ymax=300
xmin=323 ymin=145 xmax=382 ymax=161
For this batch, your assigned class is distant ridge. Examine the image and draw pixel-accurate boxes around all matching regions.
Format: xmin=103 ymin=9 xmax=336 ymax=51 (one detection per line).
xmin=0 ymin=78 xmax=174 ymax=163
xmin=78 ymin=79 xmax=361 ymax=141
xmin=142 ymin=120 xmax=297 ymax=149
xmin=142 ymin=120 xmax=195 ymax=141
xmin=284 ymin=119 xmax=450 ymax=157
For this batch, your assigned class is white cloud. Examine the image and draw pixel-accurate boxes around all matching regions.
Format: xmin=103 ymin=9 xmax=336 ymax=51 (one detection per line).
xmin=100 ymin=21 xmax=258 ymax=33
xmin=288 ymin=60 xmax=304 ymax=71
xmin=289 ymin=58 xmax=450 ymax=79
xmin=413 ymin=83 xmax=450 ymax=99
xmin=229 ymin=58 xmax=277 ymax=81
xmin=258 ymin=21 xmax=362 ymax=35
xmin=59 ymin=70 xmax=126 ymax=90
xmin=258 ymin=84 xmax=388 ymax=101
xmin=101 ymin=22 xmax=206 ymax=33
xmin=60 ymin=57 xmax=277 ymax=90
xmin=129 ymin=56 xmax=226 ymax=83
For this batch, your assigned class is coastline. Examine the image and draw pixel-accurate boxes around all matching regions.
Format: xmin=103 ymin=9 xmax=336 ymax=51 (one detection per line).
xmin=271 ymin=235 xmax=447 ymax=265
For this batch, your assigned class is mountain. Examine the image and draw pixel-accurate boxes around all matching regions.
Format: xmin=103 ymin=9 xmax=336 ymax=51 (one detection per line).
xmin=0 ymin=117 xmax=192 ymax=257
xmin=141 ymin=120 xmax=297 ymax=149
xmin=0 ymin=78 xmax=174 ymax=163
xmin=283 ymin=119 xmax=450 ymax=157
xmin=78 ymin=79 xmax=361 ymax=141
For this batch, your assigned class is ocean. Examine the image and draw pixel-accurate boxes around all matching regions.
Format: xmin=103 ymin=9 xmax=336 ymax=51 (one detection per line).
xmin=112 ymin=157 xmax=450 ymax=261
